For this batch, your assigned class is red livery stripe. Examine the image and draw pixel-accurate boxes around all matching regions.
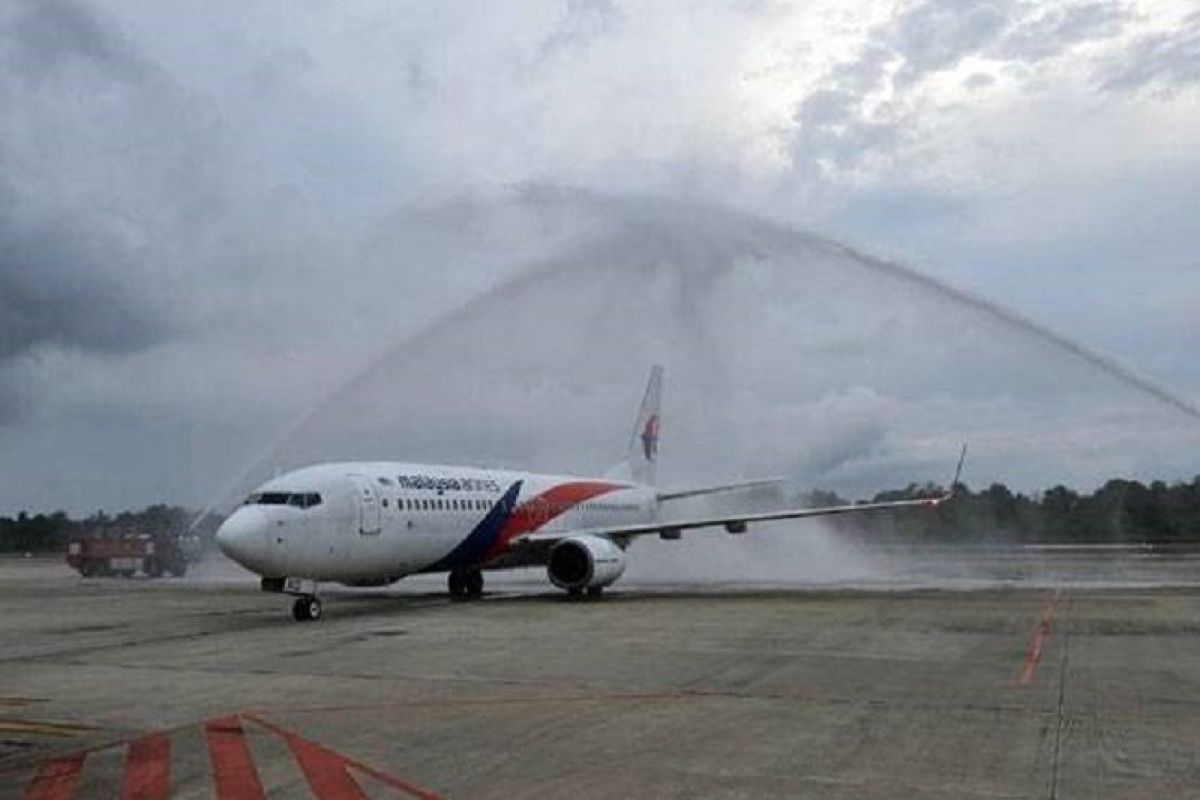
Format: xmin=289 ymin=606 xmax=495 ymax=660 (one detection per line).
xmin=486 ymin=480 xmax=624 ymax=560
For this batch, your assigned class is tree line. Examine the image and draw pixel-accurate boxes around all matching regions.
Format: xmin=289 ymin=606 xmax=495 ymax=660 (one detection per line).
xmin=4 ymin=476 xmax=1200 ymax=553
xmin=807 ymin=476 xmax=1200 ymax=544
xmin=0 ymin=506 xmax=221 ymax=554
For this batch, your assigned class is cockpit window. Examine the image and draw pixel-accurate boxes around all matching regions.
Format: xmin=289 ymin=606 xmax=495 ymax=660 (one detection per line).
xmin=245 ymin=492 xmax=322 ymax=508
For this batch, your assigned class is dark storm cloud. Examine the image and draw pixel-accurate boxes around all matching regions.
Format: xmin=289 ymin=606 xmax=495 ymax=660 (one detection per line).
xmin=0 ymin=0 xmax=170 ymax=423
xmin=1098 ymin=11 xmax=1200 ymax=92
xmin=6 ymin=0 xmax=146 ymax=84
xmin=0 ymin=214 xmax=166 ymax=362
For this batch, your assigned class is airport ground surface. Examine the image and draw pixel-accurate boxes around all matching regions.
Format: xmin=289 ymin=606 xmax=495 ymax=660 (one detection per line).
xmin=3 ymin=549 xmax=1200 ymax=799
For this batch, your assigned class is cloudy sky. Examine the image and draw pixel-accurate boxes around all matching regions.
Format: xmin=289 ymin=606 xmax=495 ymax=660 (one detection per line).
xmin=1 ymin=0 xmax=1198 ymax=516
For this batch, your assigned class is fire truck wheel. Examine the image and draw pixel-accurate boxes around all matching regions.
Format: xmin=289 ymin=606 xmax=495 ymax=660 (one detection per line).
xmin=146 ymin=560 xmax=163 ymax=579
xmin=80 ymin=561 xmax=97 ymax=578
xmin=168 ymin=562 xmax=187 ymax=578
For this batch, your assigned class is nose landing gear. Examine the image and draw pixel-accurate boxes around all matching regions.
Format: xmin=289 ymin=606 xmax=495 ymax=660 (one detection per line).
xmin=292 ymin=595 xmax=322 ymax=622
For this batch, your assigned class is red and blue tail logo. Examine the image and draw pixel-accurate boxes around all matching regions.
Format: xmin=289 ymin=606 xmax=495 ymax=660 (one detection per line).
xmin=640 ymin=413 xmax=660 ymax=461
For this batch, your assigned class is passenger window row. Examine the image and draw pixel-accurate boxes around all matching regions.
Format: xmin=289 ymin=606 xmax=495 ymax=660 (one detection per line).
xmin=393 ymin=497 xmax=492 ymax=512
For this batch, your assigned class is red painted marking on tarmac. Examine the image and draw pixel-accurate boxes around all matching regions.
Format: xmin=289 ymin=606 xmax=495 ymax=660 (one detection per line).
xmin=1018 ymin=593 xmax=1060 ymax=685
xmin=23 ymin=754 xmax=85 ymax=800
xmin=122 ymin=733 xmax=170 ymax=800
xmin=243 ymin=713 xmax=445 ymax=800
xmin=276 ymin=727 xmax=369 ymax=800
xmin=205 ymin=716 xmax=266 ymax=800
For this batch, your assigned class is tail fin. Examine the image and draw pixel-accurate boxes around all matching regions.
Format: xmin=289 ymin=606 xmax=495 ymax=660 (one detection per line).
xmin=612 ymin=365 xmax=663 ymax=486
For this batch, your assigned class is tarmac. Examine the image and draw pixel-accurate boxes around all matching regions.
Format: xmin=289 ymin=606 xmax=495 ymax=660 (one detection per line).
xmin=3 ymin=548 xmax=1200 ymax=799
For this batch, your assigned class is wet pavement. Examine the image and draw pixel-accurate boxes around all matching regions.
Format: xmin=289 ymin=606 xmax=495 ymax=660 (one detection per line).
xmin=3 ymin=548 xmax=1200 ymax=798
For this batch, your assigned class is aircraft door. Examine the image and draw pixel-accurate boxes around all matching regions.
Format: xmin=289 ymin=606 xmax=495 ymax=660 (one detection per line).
xmin=349 ymin=475 xmax=382 ymax=535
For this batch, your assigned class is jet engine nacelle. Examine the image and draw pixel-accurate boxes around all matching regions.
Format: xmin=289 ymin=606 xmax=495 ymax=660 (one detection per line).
xmin=547 ymin=534 xmax=626 ymax=592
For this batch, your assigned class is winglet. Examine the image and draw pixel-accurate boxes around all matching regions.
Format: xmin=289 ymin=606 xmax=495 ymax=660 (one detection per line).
xmin=932 ymin=443 xmax=968 ymax=506
xmin=952 ymin=442 xmax=968 ymax=490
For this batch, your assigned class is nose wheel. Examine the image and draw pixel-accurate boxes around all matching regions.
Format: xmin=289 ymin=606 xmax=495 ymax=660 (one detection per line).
xmin=292 ymin=595 xmax=322 ymax=622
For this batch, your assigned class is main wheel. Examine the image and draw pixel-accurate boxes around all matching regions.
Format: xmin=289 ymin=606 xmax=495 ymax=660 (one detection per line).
xmin=447 ymin=571 xmax=466 ymax=598
xmin=292 ymin=596 xmax=321 ymax=621
xmin=586 ymin=586 xmax=604 ymax=598
xmin=465 ymin=570 xmax=484 ymax=598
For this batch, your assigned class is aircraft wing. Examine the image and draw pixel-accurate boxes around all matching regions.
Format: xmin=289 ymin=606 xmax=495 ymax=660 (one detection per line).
xmin=516 ymin=444 xmax=966 ymax=548
xmin=656 ymin=477 xmax=786 ymax=502
xmin=512 ymin=493 xmax=950 ymax=547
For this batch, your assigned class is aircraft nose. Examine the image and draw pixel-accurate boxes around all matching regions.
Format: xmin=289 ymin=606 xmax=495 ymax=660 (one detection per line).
xmin=216 ymin=507 xmax=269 ymax=570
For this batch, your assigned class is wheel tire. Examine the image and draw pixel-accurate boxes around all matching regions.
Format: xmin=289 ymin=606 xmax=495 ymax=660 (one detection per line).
xmin=447 ymin=571 xmax=466 ymax=599
xmin=567 ymin=587 xmax=584 ymax=600
xmin=586 ymin=586 xmax=604 ymax=598
xmin=80 ymin=561 xmax=97 ymax=578
xmin=169 ymin=561 xmax=187 ymax=577
xmin=146 ymin=560 xmax=163 ymax=579
xmin=292 ymin=597 xmax=311 ymax=622
xmin=307 ymin=597 xmax=323 ymax=621
xmin=465 ymin=570 xmax=484 ymax=598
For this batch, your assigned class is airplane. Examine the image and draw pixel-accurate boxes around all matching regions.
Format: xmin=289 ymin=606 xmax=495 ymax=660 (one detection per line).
xmin=216 ymin=366 xmax=960 ymax=621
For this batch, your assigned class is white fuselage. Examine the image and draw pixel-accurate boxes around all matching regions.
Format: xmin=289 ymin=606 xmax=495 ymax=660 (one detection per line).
xmin=215 ymin=461 xmax=656 ymax=584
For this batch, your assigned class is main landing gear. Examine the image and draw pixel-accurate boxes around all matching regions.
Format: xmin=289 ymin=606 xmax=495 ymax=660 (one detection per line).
xmin=291 ymin=595 xmax=322 ymax=622
xmin=447 ymin=568 xmax=484 ymax=600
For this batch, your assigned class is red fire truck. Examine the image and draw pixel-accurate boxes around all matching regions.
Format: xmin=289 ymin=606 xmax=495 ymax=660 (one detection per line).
xmin=65 ymin=532 xmax=195 ymax=578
